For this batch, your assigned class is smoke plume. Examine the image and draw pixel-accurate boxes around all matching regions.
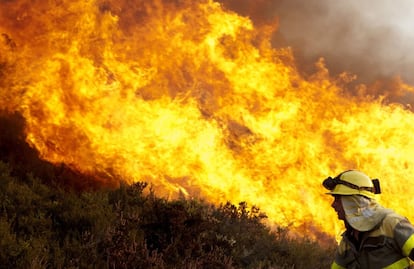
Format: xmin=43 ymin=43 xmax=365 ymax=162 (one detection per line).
xmin=222 ymin=0 xmax=414 ymax=85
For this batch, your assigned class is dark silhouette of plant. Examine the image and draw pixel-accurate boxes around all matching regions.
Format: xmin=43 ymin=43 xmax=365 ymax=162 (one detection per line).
xmin=0 ymin=158 xmax=335 ymax=269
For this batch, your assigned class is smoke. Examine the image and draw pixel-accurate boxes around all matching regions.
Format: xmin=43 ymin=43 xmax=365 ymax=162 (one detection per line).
xmin=221 ymin=0 xmax=414 ymax=85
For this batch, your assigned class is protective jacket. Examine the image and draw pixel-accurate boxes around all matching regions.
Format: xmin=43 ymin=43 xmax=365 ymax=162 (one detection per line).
xmin=332 ymin=211 xmax=414 ymax=269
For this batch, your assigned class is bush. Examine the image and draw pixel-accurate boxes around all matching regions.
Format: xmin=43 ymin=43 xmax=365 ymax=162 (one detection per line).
xmin=0 ymin=160 xmax=335 ymax=268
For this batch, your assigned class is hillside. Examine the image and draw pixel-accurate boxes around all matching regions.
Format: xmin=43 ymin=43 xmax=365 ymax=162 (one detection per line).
xmin=0 ymin=113 xmax=335 ymax=268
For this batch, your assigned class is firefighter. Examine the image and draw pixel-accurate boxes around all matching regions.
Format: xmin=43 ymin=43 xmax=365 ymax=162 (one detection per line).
xmin=323 ymin=170 xmax=414 ymax=268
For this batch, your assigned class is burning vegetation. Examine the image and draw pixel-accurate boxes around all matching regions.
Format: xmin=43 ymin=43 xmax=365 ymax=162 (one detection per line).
xmin=1 ymin=0 xmax=414 ymax=243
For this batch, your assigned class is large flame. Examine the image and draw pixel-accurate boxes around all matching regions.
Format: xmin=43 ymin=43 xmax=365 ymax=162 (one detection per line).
xmin=1 ymin=0 xmax=414 ymax=239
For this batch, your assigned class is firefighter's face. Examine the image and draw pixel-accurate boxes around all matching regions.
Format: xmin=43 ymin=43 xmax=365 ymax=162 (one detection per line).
xmin=331 ymin=195 xmax=346 ymax=220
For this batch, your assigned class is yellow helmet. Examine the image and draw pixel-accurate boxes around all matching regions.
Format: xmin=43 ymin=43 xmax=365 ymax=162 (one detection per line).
xmin=322 ymin=170 xmax=380 ymax=199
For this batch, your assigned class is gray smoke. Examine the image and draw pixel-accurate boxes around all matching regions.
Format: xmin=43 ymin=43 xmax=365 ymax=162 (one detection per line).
xmin=221 ymin=0 xmax=414 ymax=85
xmin=271 ymin=0 xmax=414 ymax=85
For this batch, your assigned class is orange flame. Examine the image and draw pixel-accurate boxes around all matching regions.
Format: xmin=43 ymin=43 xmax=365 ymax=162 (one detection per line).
xmin=1 ymin=0 xmax=414 ymax=240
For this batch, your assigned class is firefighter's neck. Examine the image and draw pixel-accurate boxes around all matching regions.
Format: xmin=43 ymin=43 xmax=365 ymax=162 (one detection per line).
xmin=345 ymin=222 xmax=362 ymax=241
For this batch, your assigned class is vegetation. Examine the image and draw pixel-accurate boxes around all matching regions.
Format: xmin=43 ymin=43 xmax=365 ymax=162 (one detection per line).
xmin=0 ymin=112 xmax=335 ymax=268
xmin=0 ymin=160 xmax=335 ymax=269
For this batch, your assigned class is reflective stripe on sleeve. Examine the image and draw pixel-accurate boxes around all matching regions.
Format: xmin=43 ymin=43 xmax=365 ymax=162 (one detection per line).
xmin=331 ymin=261 xmax=346 ymax=269
xmin=383 ymin=257 xmax=411 ymax=269
xmin=402 ymin=233 xmax=414 ymax=257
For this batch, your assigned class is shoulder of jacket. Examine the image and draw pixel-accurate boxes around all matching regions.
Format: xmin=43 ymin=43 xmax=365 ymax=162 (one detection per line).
xmin=382 ymin=212 xmax=406 ymax=226
xmin=374 ymin=211 xmax=406 ymax=236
